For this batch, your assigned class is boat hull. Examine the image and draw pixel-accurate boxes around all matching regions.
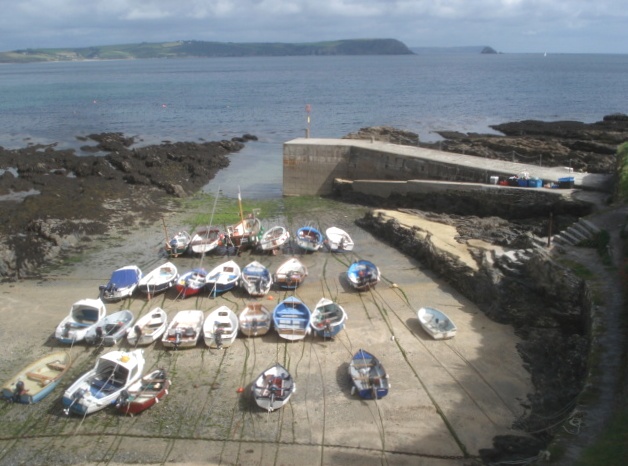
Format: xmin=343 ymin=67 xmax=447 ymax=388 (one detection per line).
xmin=239 ymin=303 xmax=272 ymax=337
xmin=295 ymin=226 xmax=324 ymax=252
xmin=417 ymin=307 xmax=457 ymax=340
xmin=348 ymin=349 xmax=389 ymax=400
xmin=347 ymin=260 xmax=380 ymax=291
xmin=116 ymin=369 xmax=170 ymax=415
xmin=252 ymin=363 xmax=295 ymax=412
xmin=161 ymin=310 xmax=204 ymax=349
xmin=127 ymin=308 xmax=168 ymax=346
xmin=311 ymin=298 xmax=347 ymax=339
xmin=273 ymin=296 xmax=311 ymax=342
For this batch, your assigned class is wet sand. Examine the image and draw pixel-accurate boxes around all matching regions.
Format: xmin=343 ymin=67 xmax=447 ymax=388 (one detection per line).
xmin=0 ymin=203 xmax=532 ymax=465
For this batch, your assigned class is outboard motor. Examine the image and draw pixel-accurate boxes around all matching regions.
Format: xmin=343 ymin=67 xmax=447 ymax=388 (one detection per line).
xmin=12 ymin=380 xmax=26 ymax=402
xmin=63 ymin=322 xmax=71 ymax=337
xmin=215 ymin=329 xmax=223 ymax=349
xmin=174 ymin=328 xmax=182 ymax=347
xmin=116 ymin=389 xmax=130 ymax=408
xmin=95 ymin=326 xmax=103 ymax=339
xmin=134 ymin=325 xmax=142 ymax=338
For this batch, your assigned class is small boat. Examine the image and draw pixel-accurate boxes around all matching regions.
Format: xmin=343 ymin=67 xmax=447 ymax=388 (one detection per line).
xmin=273 ymin=296 xmax=311 ymax=341
xmin=295 ymin=225 xmax=324 ymax=252
xmin=251 ymin=363 xmax=295 ymax=412
xmin=165 ymin=230 xmax=191 ymax=257
xmin=54 ymin=298 xmax=107 ymax=344
xmin=325 ymin=226 xmax=354 ymax=252
xmin=273 ymin=257 xmax=308 ymax=290
xmin=161 ymin=310 xmax=204 ymax=349
xmin=348 ymin=349 xmax=390 ymax=400
xmin=85 ymin=309 xmax=135 ymax=346
xmin=205 ymin=260 xmax=241 ymax=296
xmin=62 ymin=349 xmax=145 ymax=416
xmin=116 ymin=368 xmax=171 ymax=416
xmin=2 ymin=351 xmax=72 ymax=404
xmin=99 ymin=265 xmax=143 ymax=301
xmin=239 ymin=303 xmax=272 ymax=337
xmin=346 ymin=260 xmax=380 ymax=291
xmin=310 ymin=298 xmax=347 ymax=339
xmin=127 ymin=307 xmax=168 ymax=346
xmin=189 ymin=226 xmax=223 ymax=255
xmin=138 ymin=262 xmax=178 ymax=297
xmin=240 ymin=261 xmax=273 ymax=297
xmin=417 ymin=307 xmax=457 ymax=340
xmin=174 ymin=268 xmax=207 ymax=298
xmin=226 ymin=215 xmax=262 ymax=249
xmin=203 ymin=306 xmax=239 ymax=349
xmin=258 ymin=225 xmax=290 ymax=254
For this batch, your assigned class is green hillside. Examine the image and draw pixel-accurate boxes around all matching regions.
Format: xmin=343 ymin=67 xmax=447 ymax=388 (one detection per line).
xmin=0 ymin=39 xmax=414 ymax=63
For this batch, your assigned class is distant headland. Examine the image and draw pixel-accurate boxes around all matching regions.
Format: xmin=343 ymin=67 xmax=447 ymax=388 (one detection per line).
xmin=0 ymin=39 xmax=416 ymax=63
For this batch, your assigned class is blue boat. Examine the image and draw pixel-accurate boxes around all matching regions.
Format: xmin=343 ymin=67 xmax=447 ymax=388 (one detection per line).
xmin=205 ymin=260 xmax=241 ymax=296
xmin=2 ymin=351 xmax=72 ymax=404
xmin=273 ymin=296 xmax=311 ymax=341
xmin=346 ymin=260 xmax=380 ymax=291
xmin=310 ymin=298 xmax=347 ymax=339
xmin=295 ymin=225 xmax=324 ymax=252
xmin=348 ymin=349 xmax=389 ymax=400
xmin=99 ymin=265 xmax=142 ymax=301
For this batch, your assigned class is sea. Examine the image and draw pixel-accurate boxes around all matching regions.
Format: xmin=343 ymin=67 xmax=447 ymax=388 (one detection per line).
xmin=1 ymin=53 xmax=627 ymax=198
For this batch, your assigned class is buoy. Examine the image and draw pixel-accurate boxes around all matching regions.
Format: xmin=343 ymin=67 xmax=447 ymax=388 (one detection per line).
xmin=236 ymin=387 xmax=244 ymax=393
xmin=267 ymin=295 xmax=274 ymax=300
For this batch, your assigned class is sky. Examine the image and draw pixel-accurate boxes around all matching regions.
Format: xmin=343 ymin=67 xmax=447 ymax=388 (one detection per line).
xmin=0 ymin=0 xmax=626 ymax=54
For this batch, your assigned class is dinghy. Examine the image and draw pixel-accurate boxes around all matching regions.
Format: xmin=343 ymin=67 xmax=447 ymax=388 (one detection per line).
xmin=310 ymin=298 xmax=347 ymax=339
xmin=295 ymin=225 xmax=324 ymax=252
xmin=205 ymin=260 xmax=241 ymax=296
xmin=273 ymin=257 xmax=308 ymax=290
xmin=99 ymin=265 xmax=142 ymax=301
xmin=138 ymin=262 xmax=178 ymax=297
xmin=54 ymin=298 xmax=107 ymax=344
xmin=2 ymin=351 xmax=72 ymax=404
xmin=126 ymin=308 xmax=168 ymax=346
xmin=238 ymin=303 xmax=272 ymax=337
xmin=85 ymin=309 xmax=135 ymax=347
xmin=325 ymin=226 xmax=354 ymax=252
xmin=203 ymin=306 xmax=239 ymax=349
xmin=189 ymin=226 xmax=223 ymax=255
xmin=240 ymin=261 xmax=273 ymax=297
xmin=161 ymin=310 xmax=204 ymax=349
xmin=348 ymin=349 xmax=390 ymax=400
xmin=174 ymin=268 xmax=207 ymax=298
xmin=164 ymin=230 xmax=191 ymax=258
xmin=116 ymin=368 xmax=171 ymax=416
xmin=252 ymin=363 xmax=295 ymax=412
xmin=417 ymin=307 xmax=457 ymax=340
xmin=347 ymin=260 xmax=380 ymax=291
xmin=62 ymin=349 xmax=145 ymax=416
xmin=258 ymin=225 xmax=290 ymax=254
xmin=273 ymin=296 xmax=311 ymax=341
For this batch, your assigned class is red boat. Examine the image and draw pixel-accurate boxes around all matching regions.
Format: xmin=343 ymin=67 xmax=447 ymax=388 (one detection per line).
xmin=174 ymin=268 xmax=207 ymax=298
xmin=116 ymin=368 xmax=170 ymax=416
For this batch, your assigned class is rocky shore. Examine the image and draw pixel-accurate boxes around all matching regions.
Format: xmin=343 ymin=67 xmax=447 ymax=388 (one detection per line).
xmin=0 ymin=132 xmax=256 ymax=279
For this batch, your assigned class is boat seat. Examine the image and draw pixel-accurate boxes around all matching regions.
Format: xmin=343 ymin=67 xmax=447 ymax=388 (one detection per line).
xmin=26 ymin=372 xmax=54 ymax=384
xmin=47 ymin=361 xmax=66 ymax=371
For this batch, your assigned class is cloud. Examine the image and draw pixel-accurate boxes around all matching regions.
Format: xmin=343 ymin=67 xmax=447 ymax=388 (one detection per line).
xmin=0 ymin=0 xmax=626 ymax=53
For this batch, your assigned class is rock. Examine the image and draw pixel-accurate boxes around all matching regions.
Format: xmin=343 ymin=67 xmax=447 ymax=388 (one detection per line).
xmin=343 ymin=126 xmax=419 ymax=146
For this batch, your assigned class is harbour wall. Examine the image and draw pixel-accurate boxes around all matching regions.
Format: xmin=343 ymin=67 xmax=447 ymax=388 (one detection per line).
xmin=282 ymin=138 xmax=612 ymax=196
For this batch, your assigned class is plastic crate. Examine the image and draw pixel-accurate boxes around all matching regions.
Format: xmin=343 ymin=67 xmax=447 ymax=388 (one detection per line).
xmin=528 ymin=179 xmax=542 ymax=188
xmin=517 ymin=179 xmax=529 ymax=187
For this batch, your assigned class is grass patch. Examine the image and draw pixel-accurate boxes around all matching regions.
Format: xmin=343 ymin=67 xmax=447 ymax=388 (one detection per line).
xmin=576 ymin=405 xmax=628 ymax=465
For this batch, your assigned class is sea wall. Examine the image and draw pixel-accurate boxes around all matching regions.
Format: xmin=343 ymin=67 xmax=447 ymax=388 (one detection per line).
xmin=283 ymin=138 xmax=612 ymax=196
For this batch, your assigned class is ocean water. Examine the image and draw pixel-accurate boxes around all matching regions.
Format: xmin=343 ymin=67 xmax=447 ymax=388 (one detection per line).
xmin=1 ymin=53 xmax=627 ymax=198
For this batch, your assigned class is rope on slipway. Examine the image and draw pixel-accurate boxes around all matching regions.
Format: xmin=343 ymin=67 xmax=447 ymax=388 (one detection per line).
xmin=488 ymin=449 xmax=552 ymax=465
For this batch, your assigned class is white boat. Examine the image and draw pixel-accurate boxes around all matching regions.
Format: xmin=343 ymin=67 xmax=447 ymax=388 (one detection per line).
xmin=55 ymin=298 xmax=107 ymax=344
xmin=203 ymin=306 xmax=239 ymax=349
xmin=325 ymin=226 xmax=354 ymax=252
xmin=189 ymin=226 xmax=223 ymax=255
xmin=161 ymin=310 xmax=204 ymax=349
xmin=62 ymin=349 xmax=145 ymax=416
xmin=226 ymin=215 xmax=262 ymax=249
xmin=164 ymin=230 xmax=191 ymax=257
xmin=258 ymin=225 xmax=290 ymax=253
xmin=205 ymin=260 xmax=241 ymax=296
xmin=239 ymin=303 xmax=272 ymax=337
xmin=99 ymin=265 xmax=142 ymax=301
xmin=251 ymin=363 xmax=295 ymax=412
xmin=417 ymin=307 xmax=457 ymax=340
xmin=127 ymin=307 xmax=168 ymax=346
xmin=240 ymin=261 xmax=273 ymax=297
xmin=137 ymin=262 xmax=178 ymax=297
xmin=310 ymin=298 xmax=347 ymax=339
xmin=85 ymin=309 xmax=135 ymax=347
xmin=348 ymin=349 xmax=389 ymax=400
xmin=273 ymin=257 xmax=308 ymax=290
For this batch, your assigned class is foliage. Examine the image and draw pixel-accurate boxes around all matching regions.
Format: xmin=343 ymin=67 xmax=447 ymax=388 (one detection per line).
xmin=616 ymin=142 xmax=628 ymax=204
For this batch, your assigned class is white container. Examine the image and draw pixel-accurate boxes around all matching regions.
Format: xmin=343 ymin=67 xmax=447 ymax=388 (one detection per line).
xmin=489 ymin=176 xmax=499 ymax=185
